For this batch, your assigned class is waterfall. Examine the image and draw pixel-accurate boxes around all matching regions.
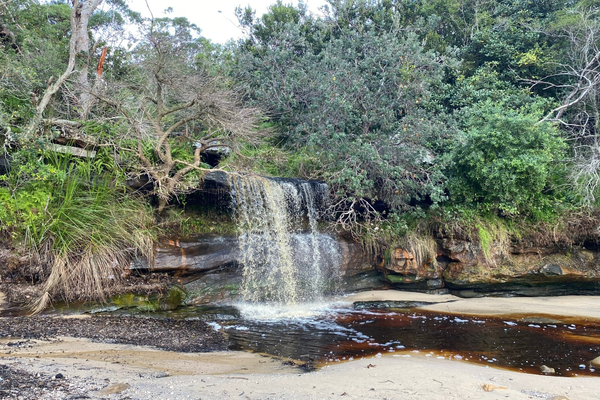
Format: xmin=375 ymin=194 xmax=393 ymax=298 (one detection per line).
xmin=228 ymin=174 xmax=340 ymax=305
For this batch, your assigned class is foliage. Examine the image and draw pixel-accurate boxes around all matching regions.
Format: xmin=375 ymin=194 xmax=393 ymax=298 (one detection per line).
xmin=0 ymin=151 xmax=154 ymax=312
xmin=233 ymin=0 xmax=458 ymax=227
xmin=3 ymin=0 xmax=600 ymax=310
xmin=0 ymin=1 xmax=72 ymax=131
xmin=97 ymin=15 xmax=265 ymax=213
xmin=220 ymin=138 xmax=323 ymax=179
xmin=158 ymin=207 xmax=237 ymax=237
xmin=446 ymin=100 xmax=566 ymax=217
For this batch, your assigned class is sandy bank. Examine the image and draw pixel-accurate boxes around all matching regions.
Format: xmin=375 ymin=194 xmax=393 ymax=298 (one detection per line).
xmin=0 ymin=336 xmax=596 ymax=399
xmin=345 ymin=290 xmax=600 ymax=320
xmin=2 ymin=292 xmax=600 ymax=399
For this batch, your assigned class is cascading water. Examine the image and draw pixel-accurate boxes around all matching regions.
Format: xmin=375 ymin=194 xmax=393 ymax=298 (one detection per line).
xmin=228 ymin=174 xmax=341 ymax=308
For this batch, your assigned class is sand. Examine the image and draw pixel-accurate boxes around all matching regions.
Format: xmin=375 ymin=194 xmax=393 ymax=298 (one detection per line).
xmin=2 ymin=291 xmax=600 ymax=399
xmin=344 ymin=290 xmax=600 ymax=320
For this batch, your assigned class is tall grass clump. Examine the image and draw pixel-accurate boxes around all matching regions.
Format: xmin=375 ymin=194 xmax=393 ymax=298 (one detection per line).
xmin=1 ymin=151 xmax=155 ymax=313
xmin=31 ymin=179 xmax=154 ymax=313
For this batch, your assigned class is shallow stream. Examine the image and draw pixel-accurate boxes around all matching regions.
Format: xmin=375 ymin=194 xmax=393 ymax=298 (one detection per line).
xmin=80 ymin=300 xmax=600 ymax=377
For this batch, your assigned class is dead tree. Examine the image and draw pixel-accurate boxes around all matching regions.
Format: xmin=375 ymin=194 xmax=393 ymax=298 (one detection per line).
xmin=96 ymin=19 xmax=264 ymax=213
xmin=527 ymin=6 xmax=600 ymax=204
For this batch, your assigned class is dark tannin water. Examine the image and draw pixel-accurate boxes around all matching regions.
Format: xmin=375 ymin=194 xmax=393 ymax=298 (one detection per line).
xmin=224 ymin=307 xmax=600 ymax=377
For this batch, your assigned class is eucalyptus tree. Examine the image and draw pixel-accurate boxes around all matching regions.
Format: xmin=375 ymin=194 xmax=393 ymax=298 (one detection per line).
xmin=527 ymin=4 xmax=600 ymax=205
xmin=0 ymin=0 xmax=138 ymax=145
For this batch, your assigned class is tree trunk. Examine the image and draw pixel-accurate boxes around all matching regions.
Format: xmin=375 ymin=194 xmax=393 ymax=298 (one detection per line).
xmin=72 ymin=0 xmax=103 ymax=119
xmin=27 ymin=0 xmax=102 ymax=136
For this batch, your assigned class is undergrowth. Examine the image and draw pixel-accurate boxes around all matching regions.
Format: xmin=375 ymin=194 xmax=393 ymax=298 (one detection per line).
xmin=220 ymin=140 xmax=322 ymax=179
xmin=158 ymin=206 xmax=236 ymax=237
xmin=0 ymin=150 xmax=155 ymax=313
xmin=355 ymin=205 xmax=600 ymax=269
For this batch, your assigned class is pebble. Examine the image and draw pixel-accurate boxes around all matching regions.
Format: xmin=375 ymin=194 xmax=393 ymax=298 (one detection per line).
xmin=539 ymin=365 xmax=555 ymax=374
xmin=590 ymin=356 xmax=600 ymax=367
xmin=482 ymin=384 xmax=506 ymax=392
xmin=96 ymin=383 xmax=131 ymax=396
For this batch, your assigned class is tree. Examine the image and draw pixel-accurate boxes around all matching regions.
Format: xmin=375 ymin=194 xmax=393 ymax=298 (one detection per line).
xmin=97 ymin=17 xmax=264 ymax=213
xmin=447 ymin=100 xmax=565 ymax=216
xmin=0 ymin=0 xmax=138 ymax=145
xmin=233 ymin=0 xmax=456 ymax=228
xmin=25 ymin=0 xmax=103 ymax=135
xmin=527 ymin=4 xmax=600 ymax=205
xmin=1 ymin=1 xmax=72 ymax=140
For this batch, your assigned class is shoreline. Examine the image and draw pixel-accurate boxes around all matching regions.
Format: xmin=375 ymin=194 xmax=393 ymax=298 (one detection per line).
xmin=0 ymin=337 xmax=597 ymax=399
xmin=343 ymin=290 xmax=600 ymax=320
xmin=2 ymin=291 xmax=600 ymax=399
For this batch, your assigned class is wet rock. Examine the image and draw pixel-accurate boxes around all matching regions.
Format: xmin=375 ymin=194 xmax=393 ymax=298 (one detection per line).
xmin=591 ymin=356 xmax=600 ymax=367
xmin=148 ymin=235 xmax=240 ymax=274
xmin=455 ymin=289 xmax=483 ymax=298
xmin=426 ymin=279 xmax=444 ymax=289
xmin=203 ymin=170 xmax=231 ymax=191
xmin=539 ymin=365 xmax=555 ymax=374
xmin=541 ymin=264 xmax=564 ymax=276
xmin=338 ymin=270 xmax=385 ymax=293
xmin=353 ymin=300 xmax=439 ymax=310
xmin=176 ymin=234 xmax=379 ymax=304
xmin=184 ymin=264 xmax=243 ymax=305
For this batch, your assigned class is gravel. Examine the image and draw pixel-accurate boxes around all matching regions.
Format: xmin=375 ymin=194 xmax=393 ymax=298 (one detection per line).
xmin=0 ymin=363 xmax=103 ymax=399
xmin=0 ymin=315 xmax=227 ymax=353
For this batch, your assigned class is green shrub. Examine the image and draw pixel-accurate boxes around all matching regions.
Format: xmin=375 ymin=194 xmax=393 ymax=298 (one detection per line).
xmin=446 ymin=101 xmax=566 ymax=217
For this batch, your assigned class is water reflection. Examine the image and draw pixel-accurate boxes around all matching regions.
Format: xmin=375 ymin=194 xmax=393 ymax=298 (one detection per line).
xmin=42 ymin=300 xmax=600 ymax=377
xmin=225 ymin=307 xmax=600 ymax=377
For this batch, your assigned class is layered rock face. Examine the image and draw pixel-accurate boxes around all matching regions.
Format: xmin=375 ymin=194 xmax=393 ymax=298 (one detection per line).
xmin=380 ymin=238 xmax=600 ymax=296
xmin=135 ymin=234 xmax=381 ymax=305
xmin=142 ymin=234 xmax=600 ymax=302
xmin=138 ymin=171 xmax=600 ymax=298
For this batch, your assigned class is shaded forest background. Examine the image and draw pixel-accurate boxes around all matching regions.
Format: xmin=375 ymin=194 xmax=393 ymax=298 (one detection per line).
xmin=1 ymin=0 xmax=600 ymax=309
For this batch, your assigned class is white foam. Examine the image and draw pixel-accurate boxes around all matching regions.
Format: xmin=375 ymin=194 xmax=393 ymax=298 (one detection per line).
xmin=233 ymin=300 xmax=348 ymax=321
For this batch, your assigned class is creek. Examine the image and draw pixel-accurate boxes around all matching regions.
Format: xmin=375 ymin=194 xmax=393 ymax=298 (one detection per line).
xmin=7 ymin=173 xmax=600 ymax=378
xmin=87 ymin=301 xmax=600 ymax=377
xmin=190 ymin=174 xmax=600 ymax=377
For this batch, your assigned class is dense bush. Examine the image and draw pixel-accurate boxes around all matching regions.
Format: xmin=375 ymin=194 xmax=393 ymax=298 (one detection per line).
xmin=233 ymin=1 xmax=458 ymax=219
xmin=0 ymin=151 xmax=154 ymax=312
xmin=447 ymin=101 xmax=566 ymax=216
